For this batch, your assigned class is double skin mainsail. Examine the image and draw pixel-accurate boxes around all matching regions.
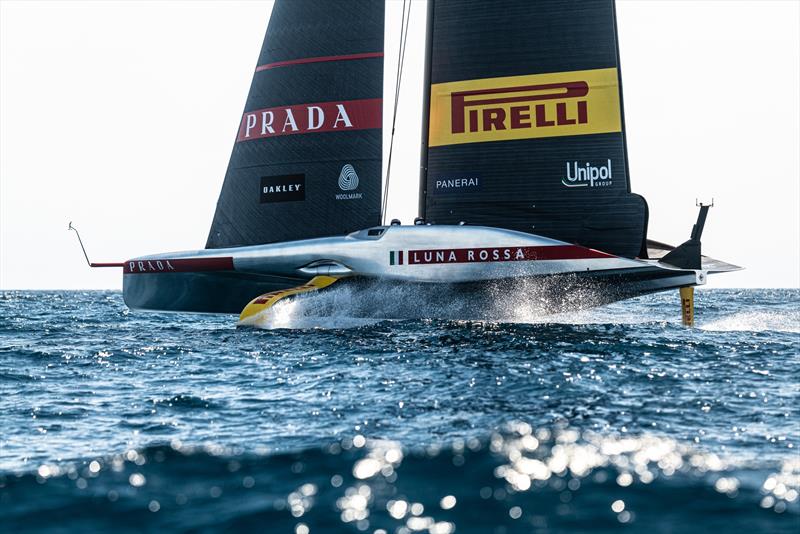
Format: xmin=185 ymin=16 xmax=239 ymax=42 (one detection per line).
xmin=207 ymin=0 xmax=385 ymax=248
xmin=420 ymin=0 xmax=647 ymax=259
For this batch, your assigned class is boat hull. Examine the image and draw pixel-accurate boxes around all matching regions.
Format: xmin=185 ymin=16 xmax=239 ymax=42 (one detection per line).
xmin=122 ymin=225 xmax=714 ymax=315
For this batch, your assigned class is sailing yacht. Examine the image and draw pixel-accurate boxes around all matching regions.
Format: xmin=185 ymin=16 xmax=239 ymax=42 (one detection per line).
xmin=79 ymin=0 xmax=739 ymax=324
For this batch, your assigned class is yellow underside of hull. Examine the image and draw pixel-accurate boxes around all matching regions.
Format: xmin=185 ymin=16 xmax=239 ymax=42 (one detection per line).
xmin=238 ymin=275 xmax=340 ymax=323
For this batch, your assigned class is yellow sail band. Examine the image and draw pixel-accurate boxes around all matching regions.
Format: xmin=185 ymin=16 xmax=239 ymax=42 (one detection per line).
xmin=428 ymin=68 xmax=622 ymax=147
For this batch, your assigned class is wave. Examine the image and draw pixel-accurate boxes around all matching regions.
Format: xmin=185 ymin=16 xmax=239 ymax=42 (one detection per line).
xmin=247 ymin=283 xmax=800 ymax=333
xmin=3 ymin=425 xmax=797 ymax=533
xmin=247 ymin=277 xmax=638 ymax=330
xmin=700 ymin=310 xmax=800 ymax=333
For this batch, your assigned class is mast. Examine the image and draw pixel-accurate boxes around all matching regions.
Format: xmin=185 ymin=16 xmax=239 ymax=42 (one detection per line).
xmin=611 ymin=0 xmax=632 ymax=193
xmin=611 ymin=0 xmax=649 ymax=257
xmin=417 ymin=0 xmax=435 ymax=220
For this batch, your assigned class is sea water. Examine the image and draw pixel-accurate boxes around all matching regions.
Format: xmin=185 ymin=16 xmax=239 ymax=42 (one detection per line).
xmin=0 ymin=289 xmax=798 ymax=533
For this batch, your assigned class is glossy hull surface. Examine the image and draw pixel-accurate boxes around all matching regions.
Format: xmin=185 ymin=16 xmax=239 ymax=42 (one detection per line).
xmin=123 ymin=225 xmax=710 ymax=314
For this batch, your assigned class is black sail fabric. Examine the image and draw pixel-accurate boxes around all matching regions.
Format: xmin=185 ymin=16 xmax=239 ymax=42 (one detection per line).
xmin=420 ymin=0 xmax=648 ymax=258
xmin=206 ymin=0 xmax=384 ymax=249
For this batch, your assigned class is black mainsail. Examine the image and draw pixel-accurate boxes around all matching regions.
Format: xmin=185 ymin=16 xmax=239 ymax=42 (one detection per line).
xmin=206 ymin=0 xmax=385 ymax=249
xmin=419 ymin=0 xmax=648 ymax=258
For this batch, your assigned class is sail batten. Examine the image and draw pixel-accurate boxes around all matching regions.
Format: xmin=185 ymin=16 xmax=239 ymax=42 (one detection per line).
xmin=255 ymin=52 xmax=384 ymax=72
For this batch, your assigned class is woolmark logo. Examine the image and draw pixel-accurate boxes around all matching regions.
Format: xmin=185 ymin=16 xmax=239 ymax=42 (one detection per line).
xmin=562 ymin=160 xmax=613 ymax=188
xmin=335 ymin=164 xmax=363 ymax=200
xmin=338 ymin=164 xmax=359 ymax=191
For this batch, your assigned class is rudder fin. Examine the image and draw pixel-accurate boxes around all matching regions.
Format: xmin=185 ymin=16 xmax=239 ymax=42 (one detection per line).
xmin=661 ymin=202 xmax=712 ymax=270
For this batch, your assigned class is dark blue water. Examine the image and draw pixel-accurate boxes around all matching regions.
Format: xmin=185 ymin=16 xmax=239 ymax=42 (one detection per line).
xmin=1 ymin=289 xmax=798 ymax=533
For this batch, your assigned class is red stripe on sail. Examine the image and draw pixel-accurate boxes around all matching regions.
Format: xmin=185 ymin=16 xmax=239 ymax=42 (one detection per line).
xmin=124 ymin=257 xmax=234 ymax=274
xmin=237 ymin=98 xmax=382 ymax=142
xmin=255 ymin=52 xmax=384 ymax=72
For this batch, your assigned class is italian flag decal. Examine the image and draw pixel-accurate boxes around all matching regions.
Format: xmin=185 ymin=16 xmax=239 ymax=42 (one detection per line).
xmin=389 ymin=250 xmax=404 ymax=265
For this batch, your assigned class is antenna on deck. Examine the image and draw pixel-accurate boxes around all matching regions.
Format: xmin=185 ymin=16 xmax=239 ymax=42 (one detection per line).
xmin=68 ymin=222 xmax=123 ymax=268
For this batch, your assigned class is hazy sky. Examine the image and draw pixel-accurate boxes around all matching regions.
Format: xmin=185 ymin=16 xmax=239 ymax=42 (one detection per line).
xmin=1 ymin=0 xmax=798 ymax=289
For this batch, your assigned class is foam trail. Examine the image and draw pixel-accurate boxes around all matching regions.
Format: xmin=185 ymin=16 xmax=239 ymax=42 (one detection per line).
xmin=700 ymin=310 xmax=800 ymax=333
xmin=249 ymin=277 xmax=641 ymax=330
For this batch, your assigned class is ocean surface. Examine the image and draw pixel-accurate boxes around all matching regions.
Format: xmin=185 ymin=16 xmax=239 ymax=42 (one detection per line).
xmin=1 ymin=288 xmax=798 ymax=533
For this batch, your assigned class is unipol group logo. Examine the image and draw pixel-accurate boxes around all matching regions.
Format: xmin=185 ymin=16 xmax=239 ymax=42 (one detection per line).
xmin=562 ymin=159 xmax=613 ymax=188
xmin=237 ymin=99 xmax=382 ymax=142
xmin=428 ymin=68 xmax=622 ymax=147
xmin=335 ymin=164 xmax=363 ymax=200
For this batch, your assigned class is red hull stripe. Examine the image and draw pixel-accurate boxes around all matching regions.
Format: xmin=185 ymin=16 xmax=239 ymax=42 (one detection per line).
xmin=255 ymin=52 xmax=384 ymax=72
xmin=404 ymin=245 xmax=612 ymax=265
xmin=124 ymin=257 xmax=234 ymax=274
